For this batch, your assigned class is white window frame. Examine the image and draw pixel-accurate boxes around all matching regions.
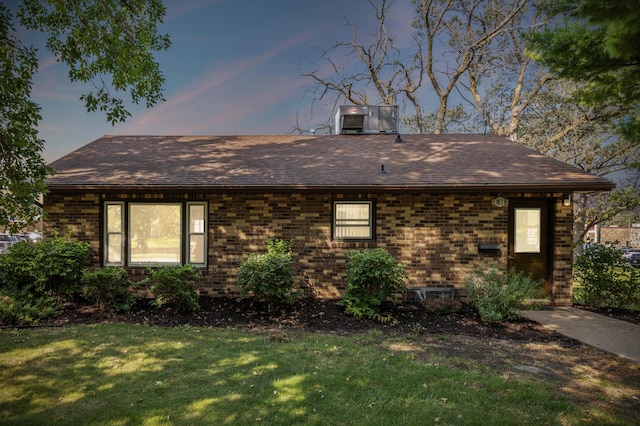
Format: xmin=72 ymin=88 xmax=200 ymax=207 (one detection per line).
xmin=104 ymin=202 xmax=124 ymax=266
xmin=102 ymin=201 xmax=208 ymax=267
xmin=186 ymin=202 xmax=208 ymax=267
xmin=333 ymin=201 xmax=374 ymax=240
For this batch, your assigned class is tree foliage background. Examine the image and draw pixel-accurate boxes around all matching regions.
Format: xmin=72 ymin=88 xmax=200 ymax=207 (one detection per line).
xmin=302 ymin=0 xmax=639 ymax=243
xmin=0 ymin=0 xmax=170 ymax=232
xmin=527 ymin=0 xmax=640 ymax=146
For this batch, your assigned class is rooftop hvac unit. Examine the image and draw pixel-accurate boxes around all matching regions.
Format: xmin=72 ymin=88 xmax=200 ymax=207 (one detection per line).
xmin=335 ymin=105 xmax=398 ymax=135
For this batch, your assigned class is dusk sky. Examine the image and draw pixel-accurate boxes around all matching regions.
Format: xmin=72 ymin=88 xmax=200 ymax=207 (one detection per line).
xmin=11 ymin=0 xmax=416 ymax=163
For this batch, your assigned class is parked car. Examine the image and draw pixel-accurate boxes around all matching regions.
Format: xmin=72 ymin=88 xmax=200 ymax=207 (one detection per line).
xmin=0 ymin=233 xmax=19 ymax=244
xmin=622 ymin=248 xmax=640 ymax=263
xmin=0 ymin=233 xmax=23 ymax=251
xmin=629 ymin=252 xmax=640 ymax=268
xmin=23 ymin=231 xmax=42 ymax=243
xmin=0 ymin=234 xmax=17 ymax=254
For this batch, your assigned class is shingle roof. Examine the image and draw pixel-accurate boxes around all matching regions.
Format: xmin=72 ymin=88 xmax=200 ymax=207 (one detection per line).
xmin=46 ymin=134 xmax=615 ymax=192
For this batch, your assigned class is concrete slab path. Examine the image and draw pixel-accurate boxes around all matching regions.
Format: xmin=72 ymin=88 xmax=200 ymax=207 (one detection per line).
xmin=522 ymin=307 xmax=640 ymax=364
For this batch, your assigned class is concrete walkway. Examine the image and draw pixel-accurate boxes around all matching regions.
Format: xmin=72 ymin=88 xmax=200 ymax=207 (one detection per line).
xmin=522 ymin=307 xmax=640 ymax=364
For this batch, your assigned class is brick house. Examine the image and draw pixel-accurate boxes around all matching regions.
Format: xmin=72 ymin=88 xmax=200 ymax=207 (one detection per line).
xmin=44 ymin=134 xmax=614 ymax=305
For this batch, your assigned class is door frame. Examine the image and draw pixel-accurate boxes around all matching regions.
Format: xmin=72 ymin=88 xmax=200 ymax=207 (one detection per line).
xmin=507 ymin=199 xmax=553 ymax=296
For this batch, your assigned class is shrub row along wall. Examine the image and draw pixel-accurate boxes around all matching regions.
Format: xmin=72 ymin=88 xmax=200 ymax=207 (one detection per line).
xmin=43 ymin=191 xmax=573 ymax=304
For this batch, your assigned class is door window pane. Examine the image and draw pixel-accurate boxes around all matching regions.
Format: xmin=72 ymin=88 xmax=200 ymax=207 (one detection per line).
xmin=514 ymin=208 xmax=541 ymax=253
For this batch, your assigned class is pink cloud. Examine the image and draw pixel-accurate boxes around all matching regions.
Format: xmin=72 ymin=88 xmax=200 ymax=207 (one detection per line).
xmin=121 ymin=28 xmax=319 ymax=134
xmin=37 ymin=55 xmax=59 ymax=71
xmin=164 ymin=0 xmax=222 ymax=23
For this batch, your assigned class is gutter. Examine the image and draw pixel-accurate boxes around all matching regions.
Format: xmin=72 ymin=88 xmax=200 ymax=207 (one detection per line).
xmin=45 ymin=181 xmax=616 ymax=194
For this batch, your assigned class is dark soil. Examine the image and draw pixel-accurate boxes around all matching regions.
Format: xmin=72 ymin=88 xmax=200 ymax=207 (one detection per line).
xmin=51 ymin=296 xmax=638 ymax=345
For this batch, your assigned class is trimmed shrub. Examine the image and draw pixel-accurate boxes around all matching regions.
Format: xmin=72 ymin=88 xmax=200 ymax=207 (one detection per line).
xmin=237 ymin=239 xmax=299 ymax=312
xmin=0 ymin=288 xmax=59 ymax=325
xmin=0 ymin=232 xmax=89 ymax=325
xmin=146 ymin=265 xmax=200 ymax=314
xmin=573 ymin=244 xmax=640 ymax=308
xmin=81 ymin=267 xmax=138 ymax=312
xmin=34 ymin=235 xmax=90 ymax=299
xmin=0 ymin=241 xmax=39 ymax=291
xmin=339 ymin=248 xmax=407 ymax=322
xmin=0 ymin=231 xmax=89 ymax=299
xmin=464 ymin=268 xmax=545 ymax=323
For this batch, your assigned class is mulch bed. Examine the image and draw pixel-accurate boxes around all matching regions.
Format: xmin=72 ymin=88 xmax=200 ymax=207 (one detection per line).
xmin=47 ymin=296 xmax=603 ymax=347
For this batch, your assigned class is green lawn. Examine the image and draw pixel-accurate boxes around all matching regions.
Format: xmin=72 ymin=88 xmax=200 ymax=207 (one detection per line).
xmin=0 ymin=324 xmax=626 ymax=425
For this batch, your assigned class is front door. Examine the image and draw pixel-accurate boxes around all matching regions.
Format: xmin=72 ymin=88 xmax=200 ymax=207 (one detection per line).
xmin=508 ymin=200 xmax=551 ymax=296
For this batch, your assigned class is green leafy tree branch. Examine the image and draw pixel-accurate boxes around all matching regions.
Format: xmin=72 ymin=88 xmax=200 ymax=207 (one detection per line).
xmin=1 ymin=1 xmax=170 ymax=232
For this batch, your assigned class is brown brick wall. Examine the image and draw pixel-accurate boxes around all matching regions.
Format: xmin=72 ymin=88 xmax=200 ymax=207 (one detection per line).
xmin=599 ymin=227 xmax=640 ymax=248
xmin=43 ymin=191 xmax=573 ymax=304
xmin=43 ymin=192 xmax=102 ymax=264
xmin=551 ymin=199 xmax=574 ymax=306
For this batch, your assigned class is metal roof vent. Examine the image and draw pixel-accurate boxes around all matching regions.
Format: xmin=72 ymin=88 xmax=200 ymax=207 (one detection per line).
xmin=335 ymin=105 xmax=398 ymax=135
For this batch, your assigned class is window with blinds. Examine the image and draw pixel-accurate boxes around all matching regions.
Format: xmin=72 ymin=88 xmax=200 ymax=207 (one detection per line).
xmin=333 ymin=201 xmax=373 ymax=239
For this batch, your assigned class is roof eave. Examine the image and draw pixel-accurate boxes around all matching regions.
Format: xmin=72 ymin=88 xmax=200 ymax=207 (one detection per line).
xmin=45 ymin=182 xmax=616 ymax=194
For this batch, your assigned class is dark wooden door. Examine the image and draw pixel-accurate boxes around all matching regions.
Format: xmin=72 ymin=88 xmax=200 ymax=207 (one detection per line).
xmin=508 ymin=200 xmax=551 ymax=295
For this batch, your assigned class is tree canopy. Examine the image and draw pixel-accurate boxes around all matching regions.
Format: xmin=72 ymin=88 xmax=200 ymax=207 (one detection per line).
xmin=0 ymin=0 xmax=170 ymax=232
xmin=527 ymin=0 xmax=640 ymax=144
xmin=0 ymin=3 xmax=48 ymax=232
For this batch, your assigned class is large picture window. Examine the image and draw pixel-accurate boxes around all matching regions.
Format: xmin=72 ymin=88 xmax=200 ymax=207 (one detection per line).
xmin=333 ymin=201 xmax=373 ymax=240
xmin=103 ymin=201 xmax=207 ymax=267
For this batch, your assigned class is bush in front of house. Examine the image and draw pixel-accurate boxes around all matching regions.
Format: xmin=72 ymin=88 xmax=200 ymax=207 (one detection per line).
xmin=31 ymin=232 xmax=90 ymax=300
xmin=573 ymin=244 xmax=640 ymax=308
xmin=463 ymin=268 xmax=545 ymax=323
xmin=237 ymin=239 xmax=300 ymax=312
xmin=146 ymin=265 xmax=200 ymax=314
xmin=339 ymin=248 xmax=407 ymax=322
xmin=0 ymin=289 xmax=60 ymax=325
xmin=81 ymin=267 xmax=139 ymax=312
xmin=0 ymin=231 xmax=89 ymax=324
xmin=0 ymin=240 xmax=39 ymax=291
xmin=0 ymin=231 xmax=89 ymax=300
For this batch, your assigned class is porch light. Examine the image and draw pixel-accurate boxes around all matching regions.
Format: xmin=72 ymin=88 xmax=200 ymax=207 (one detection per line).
xmin=562 ymin=194 xmax=571 ymax=206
